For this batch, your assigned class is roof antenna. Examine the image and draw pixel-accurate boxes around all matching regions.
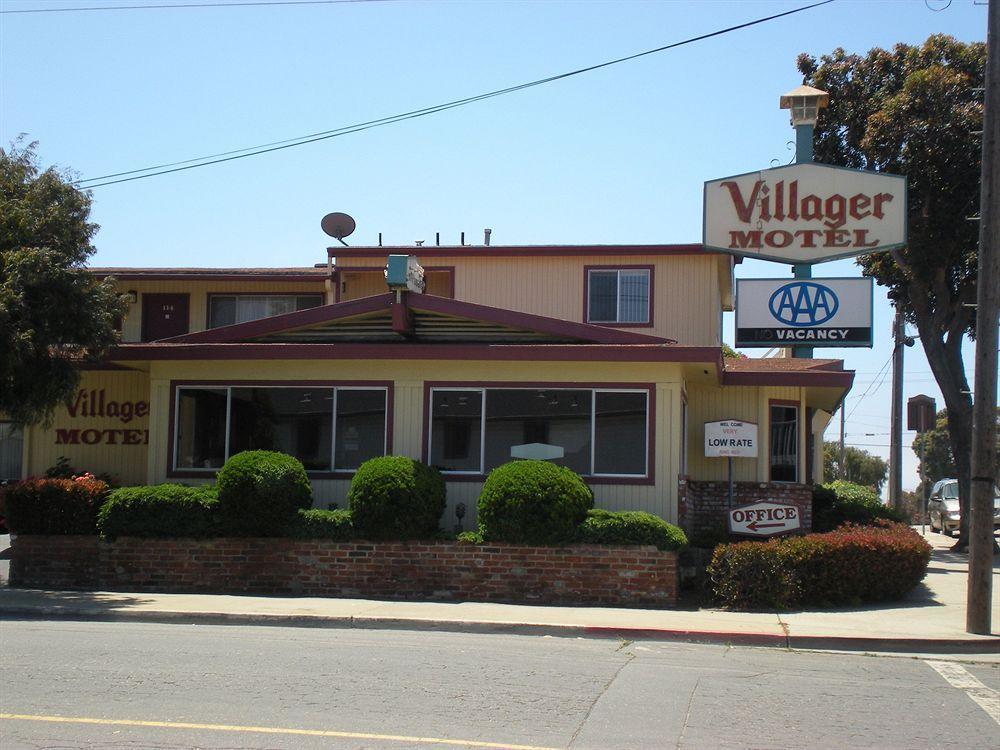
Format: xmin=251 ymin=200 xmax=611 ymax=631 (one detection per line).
xmin=321 ymin=212 xmax=356 ymax=247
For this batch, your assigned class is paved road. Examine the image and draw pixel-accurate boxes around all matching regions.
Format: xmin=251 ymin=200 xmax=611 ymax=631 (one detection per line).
xmin=0 ymin=620 xmax=997 ymax=749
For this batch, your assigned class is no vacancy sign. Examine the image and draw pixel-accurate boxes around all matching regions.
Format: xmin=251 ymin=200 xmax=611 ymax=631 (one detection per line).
xmin=735 ymin=277 xmax=874 ymax=348
xmin=704 ymin=420 xmax=758 ymax=458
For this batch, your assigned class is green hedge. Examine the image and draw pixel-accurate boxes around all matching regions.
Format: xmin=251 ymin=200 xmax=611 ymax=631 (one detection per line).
xmin=708 ymin=522 xmax=931 ymax=609
xmin=348 ymin=456 xmax=446 ymax=540
xmin=813 ymin=480 xmax=903 ymax=532
xmin=477 ymin=460 xmax=593 ymax=545
xmin=216 ymin=451 xmax=313 ymax=536
xmin=97 ymin=484 xmax=218 ymax=538
xmin=576 ymin=509 xmax=688 ymax=551
xmin=284 ymin=508 xmax=354 ymax=540
xmin=3 ymin=477 xmax=109 ymax=535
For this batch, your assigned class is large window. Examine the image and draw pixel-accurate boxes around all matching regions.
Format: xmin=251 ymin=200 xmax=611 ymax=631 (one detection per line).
xmin=173 ymin=385 xmax=387 ymax=472
xmin=769 ymin=403 xmax=799 ymax=482
xmin=208 ymin=294 xmax=323 ymax=328
xmin=0 ymin=422 xmax=24 ymax=482
xmin=429 ymin=387 xmax=649 ymax=478
xmin=586 ymin=268 xmax=651 ymax=325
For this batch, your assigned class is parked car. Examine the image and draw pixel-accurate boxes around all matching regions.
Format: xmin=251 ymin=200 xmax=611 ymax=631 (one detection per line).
xmin=927 ymin=478 xmax=1000 ymax=536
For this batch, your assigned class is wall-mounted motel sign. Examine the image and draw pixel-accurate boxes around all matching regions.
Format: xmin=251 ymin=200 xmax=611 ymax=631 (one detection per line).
xmin=704 ymin=162 xmax=906 ymax=264
xmin=735 ymin=277 xmax=874 ymax=348
xmin=728 ymin=501 xmax=802 ymax=538
xmin=704 ymin=420 xmax=758 ymax=458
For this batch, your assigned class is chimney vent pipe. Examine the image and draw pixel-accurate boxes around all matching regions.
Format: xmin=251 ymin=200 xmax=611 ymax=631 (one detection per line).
xmin=484 ymin=228 xmax=492 ymax=246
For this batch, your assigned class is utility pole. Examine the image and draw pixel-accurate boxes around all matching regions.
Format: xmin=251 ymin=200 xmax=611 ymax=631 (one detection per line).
xmin=888 ymin=309 xmax=905 ymax=511
xmin=967 ymin=0 xmax=999 ymax=636
xmin=839 ymin=406 xmax=846 ymax=481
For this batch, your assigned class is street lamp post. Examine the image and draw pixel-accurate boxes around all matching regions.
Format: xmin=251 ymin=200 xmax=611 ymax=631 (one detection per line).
xmin=780 ymin=85 xmax=829 ymax=359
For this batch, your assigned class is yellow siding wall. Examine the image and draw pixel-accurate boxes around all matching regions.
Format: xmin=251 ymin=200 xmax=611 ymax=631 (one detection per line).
xmin=116 ymin=280 xmax=327 ymax=342
xmin=684 ymin=383 xmax=806 ymax=482
xmin=24 ymin=370 xmax=151 ymax=485
xmin=333 ymin=254 xmax=723 ymax=345
xmin=144 ymin=359 xmax=686 ymax=525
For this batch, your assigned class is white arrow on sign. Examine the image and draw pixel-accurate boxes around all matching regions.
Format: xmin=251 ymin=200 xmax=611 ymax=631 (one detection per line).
xmin=727 ymin=501 xmax=802 ymax=538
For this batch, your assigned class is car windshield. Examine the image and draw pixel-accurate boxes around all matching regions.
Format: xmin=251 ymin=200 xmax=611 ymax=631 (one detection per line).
xmin=941 ymin=483 xmax=959 ymax=499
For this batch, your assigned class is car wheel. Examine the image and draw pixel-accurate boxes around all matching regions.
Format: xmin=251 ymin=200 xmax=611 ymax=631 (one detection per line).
xmin=942 ymin=522 xmax=953 ymax=537
xmin=931 ymin=511 xmax=941 ymax=533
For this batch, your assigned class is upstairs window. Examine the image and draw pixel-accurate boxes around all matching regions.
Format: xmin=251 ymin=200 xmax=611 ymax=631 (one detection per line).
xmin=586 ymin=268 xmax=651 ymax=325
xmin=208 ymin=294 xmax=323 ymax=328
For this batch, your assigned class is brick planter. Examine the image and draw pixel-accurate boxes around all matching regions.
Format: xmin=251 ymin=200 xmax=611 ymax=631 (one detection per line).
xmin=678 ymin=478 xmax=813 ymax=539
xmin=9 ymin=536 xmax=677 ymax=608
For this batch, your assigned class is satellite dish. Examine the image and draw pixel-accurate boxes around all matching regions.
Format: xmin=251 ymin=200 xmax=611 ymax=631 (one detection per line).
xmin=321 ymin=212 xmax=356 ymax=245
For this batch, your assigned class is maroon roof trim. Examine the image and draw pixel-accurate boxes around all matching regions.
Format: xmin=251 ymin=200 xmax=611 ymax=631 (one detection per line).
xmin=162 ymin=292 xmax=673 ymax=346
xmin=722 ymin=370 xmax=855 ymax=388
xmin=327 ymin=244 xmax=709 ymax=259
xmin=108 ymin=342 xmax=719 ymax=362
xmin=92 ymin=271 xmax=327 ymax=282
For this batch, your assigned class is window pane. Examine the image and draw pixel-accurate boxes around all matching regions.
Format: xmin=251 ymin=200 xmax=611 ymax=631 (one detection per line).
xmin=229 ymin=388 xmax=333 ymax=471
xmin=594 ymin=392 xmax=647 ymax=475
xmin=484 ymin=389 xmax=591 ymax=474
xmin=265 ymin=296 xmax=297 ymax=317
xmin=430 ymin=391 xmax=482 ymax=472
xmin=175 ymin=388 xmax=228 ymax=469
xmin=0 ymin=423 xmax=24 ymax=481
xmin=335 ymin=389 xmax=387 ymax=470
xmin=588 ymin=271 xmax=618 ymax=322
xmin=618 ymin=271 xmax=649 ymax=323
xmin=769 ymin=405 xmax=798 ymax=482
xmin=296 ymin=295 xmax=323 ymax=311
xmin=208 ymin=297 xmax=236 ymax=328
xmin=236 ymin=296 xmax=268 ymax=323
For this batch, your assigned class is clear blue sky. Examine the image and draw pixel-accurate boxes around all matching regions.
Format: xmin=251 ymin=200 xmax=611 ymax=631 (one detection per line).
xmin=0 ymin=0 xmax=990 ymax=492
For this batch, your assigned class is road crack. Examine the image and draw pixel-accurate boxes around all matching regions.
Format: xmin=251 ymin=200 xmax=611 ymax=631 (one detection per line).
xmin=566 ymin=651 xmax=635 ymax=749
xmin=674 ymin=677 xmax=701 ymax=749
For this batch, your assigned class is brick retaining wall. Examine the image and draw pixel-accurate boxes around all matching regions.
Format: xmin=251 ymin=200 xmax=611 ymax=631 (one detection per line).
xmin=9 ymin=536 xmax=677 ymax=608
xmin=678 ymin=478 xmax=812 ymax=539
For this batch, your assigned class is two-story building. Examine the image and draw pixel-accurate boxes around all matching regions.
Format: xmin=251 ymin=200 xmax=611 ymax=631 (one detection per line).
xmin=2 ymin=243 xmax=854 ymax=535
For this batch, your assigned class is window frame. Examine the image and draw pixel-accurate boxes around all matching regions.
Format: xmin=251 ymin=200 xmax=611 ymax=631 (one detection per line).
xmin=0 ymin=420 xmax=25 ymax=483
xmin=168 ymin=380 xmax=392 ymax=479
xmin=583 ymin=265 xmax=654 ymax=328
xmin=205 ymin=292 xmax=325 ymax=330
xmin=424 ymin=382 xmax=654 ymax=484
xmin=768 ymin=399 xmax=800 ymax=484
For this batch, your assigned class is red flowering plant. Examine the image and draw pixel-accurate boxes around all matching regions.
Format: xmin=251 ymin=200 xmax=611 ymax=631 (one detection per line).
xmin=3 ymin=476 xmax=110 ymax=535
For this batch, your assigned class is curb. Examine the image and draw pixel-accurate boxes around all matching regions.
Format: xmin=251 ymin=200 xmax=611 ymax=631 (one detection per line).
xmin=2 ymin=605 xmax=999 ymax=654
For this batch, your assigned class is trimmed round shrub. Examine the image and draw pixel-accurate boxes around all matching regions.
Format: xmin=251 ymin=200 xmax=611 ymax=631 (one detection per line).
xmin=477 ymin=460 xmax=593 ymax=545
xmin=708 ymin=521 xmax=931 ymax=610
xmin=98 ymin=484 xmax=218 ymax=539
xmin=813 ymin=480 xmax=904 ymax=532
xmin=348 ymin=456 xmax=446 ymax=540
xmin=3 ymin=477 xmax=109 ymax=535
xmin=576 ymin=509 xmax=688 ymax=551
xmin=215 ymin=451 xmax=313 ymax=536
xmin=285 ymin=508 xmax=355 ymax=540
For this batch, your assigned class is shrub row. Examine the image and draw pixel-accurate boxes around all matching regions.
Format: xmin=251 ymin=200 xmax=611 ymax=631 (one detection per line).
xmin=707 ymin=521 xmax=931 ymax=609
xmin=6 ymin=452 xmax=686 ymax=551
xmin=812 ymin=480 xmax=904 ymax=532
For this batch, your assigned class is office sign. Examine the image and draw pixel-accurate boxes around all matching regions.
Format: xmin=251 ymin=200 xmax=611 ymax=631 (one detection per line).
xmin=704 ymin=162 xmax=906 ymax=264
xmin=704 ymin=420 xmax=758 ymax=458
xmin=736 ymin=277 xmax=873 ymax=348
xmin=728 ymin=501 xmax=802 ymax=538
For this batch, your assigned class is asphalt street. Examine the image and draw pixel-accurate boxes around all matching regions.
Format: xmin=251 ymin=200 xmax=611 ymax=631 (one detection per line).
xmin=0 ymin=620 xmax=997 ymax=749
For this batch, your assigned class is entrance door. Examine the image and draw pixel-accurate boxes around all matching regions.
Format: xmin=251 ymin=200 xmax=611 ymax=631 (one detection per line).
xmin=142 ymin=293 xmax=190 ymax=341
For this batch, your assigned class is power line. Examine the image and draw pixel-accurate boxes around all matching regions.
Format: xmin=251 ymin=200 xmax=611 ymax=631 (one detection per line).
xmin=846 ymin=351 xmax=893 ymax=421
xmin=73 ymin=0 xmax=837 ymax=188
xmin=1 ymin=0 xmax=388 ymax=14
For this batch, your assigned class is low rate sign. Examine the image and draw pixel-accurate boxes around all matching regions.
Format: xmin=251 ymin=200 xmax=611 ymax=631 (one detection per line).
xmin=704 ymin=162 xmax=906 ymax=264
xmin=728 ymin=501 xmax=802 ymax=538
xmin=735 ymin=277 xmax=874 ymax=348
xmin=704 ymin=420 xmax=758 ymax=458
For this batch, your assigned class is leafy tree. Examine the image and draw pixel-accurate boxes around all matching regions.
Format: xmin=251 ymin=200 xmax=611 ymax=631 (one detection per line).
xmin=0 ymin=141 xmax=126 ymax=425
xmin=721 ymin=343 xmax=747 ymax=359
xmin=911 ymin=409 xmax=957 ymax=488
xmin=798 ymin=35 xmax=985 ymax=549
xmin=822 ymin=441 xmax=888 ymax=493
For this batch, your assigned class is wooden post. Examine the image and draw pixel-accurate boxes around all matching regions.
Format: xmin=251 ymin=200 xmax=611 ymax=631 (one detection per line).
xmin=967 ymin=0 xmax=999 ymax=635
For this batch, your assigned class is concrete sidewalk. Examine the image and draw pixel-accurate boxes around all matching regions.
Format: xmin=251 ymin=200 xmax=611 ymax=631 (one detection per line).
xmin=1 ymin=530 xmax=997 ymax=656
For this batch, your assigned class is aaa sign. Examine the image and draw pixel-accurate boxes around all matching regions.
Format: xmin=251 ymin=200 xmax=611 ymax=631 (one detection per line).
xmin=728 ymin=501 xmax=802 ymax=538
xmin=704 ymin=162 xmax=906 ymax=264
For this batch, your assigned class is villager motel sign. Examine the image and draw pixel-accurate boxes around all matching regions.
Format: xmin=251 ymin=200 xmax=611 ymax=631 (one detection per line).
xmin=704 ymin=162 xmax=907 ymax=264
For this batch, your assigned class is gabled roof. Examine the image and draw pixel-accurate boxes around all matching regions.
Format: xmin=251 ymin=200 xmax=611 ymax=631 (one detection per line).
xmin=162 ymin=293 xmax=676 ymax=346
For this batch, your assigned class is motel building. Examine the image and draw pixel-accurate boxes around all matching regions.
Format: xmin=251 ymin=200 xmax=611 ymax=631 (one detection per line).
xmin=0 ymin=241 xmax=855 ymax=536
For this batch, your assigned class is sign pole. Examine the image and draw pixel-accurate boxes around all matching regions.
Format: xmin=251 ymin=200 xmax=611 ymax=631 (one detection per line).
xmin=792 ymin=117 xmax=815 ymax=359
xmin=728 ymin=457 xmax=734 ymax=508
